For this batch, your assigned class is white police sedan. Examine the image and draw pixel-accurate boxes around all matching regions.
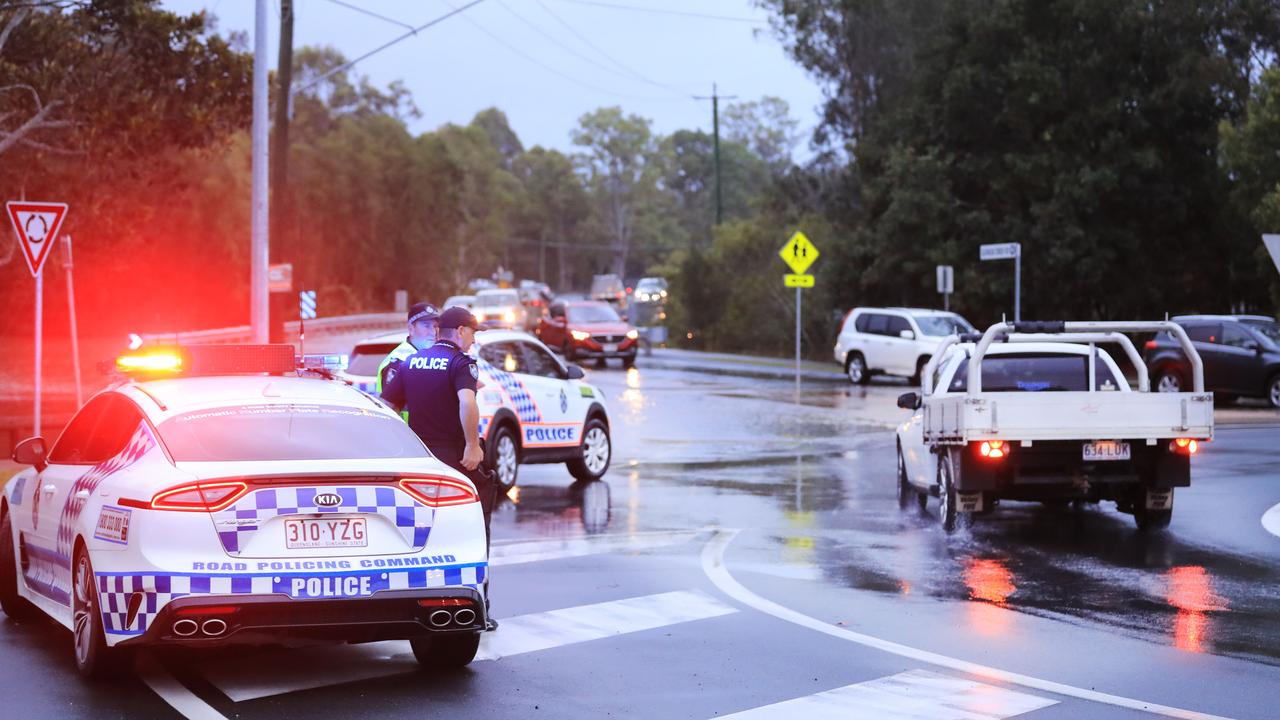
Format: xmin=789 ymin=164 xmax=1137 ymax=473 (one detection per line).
xmin=1 ymin=345 xmax=489 ymax=678
xmin=341 ymin=330 xmax=613 ymax=491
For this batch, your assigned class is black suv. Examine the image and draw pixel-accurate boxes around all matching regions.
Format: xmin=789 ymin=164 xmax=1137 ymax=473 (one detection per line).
xmin=1143 ymin=315 xmax=1280 ymax=408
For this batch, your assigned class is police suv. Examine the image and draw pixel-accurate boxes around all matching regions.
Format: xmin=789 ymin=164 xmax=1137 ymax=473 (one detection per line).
xmin=340 ymin=329 xmax=612 ymax=490
xmin=1 ymin=346 xmax=490 ymax=677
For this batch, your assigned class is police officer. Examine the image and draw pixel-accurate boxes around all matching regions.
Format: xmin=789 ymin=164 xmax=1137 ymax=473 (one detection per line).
xmin=380 ymin=306 xmax=498 ymax=629
xmin=375 ymin=302 xmax=439 ymax=402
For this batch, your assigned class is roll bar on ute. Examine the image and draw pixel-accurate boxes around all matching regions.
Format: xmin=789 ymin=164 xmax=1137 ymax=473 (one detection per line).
xmin=920 ymin=321 xmax=1204 ymax=395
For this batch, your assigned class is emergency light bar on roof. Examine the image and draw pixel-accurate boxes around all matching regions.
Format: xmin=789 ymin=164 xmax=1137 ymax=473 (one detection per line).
xmin=116 ymin=344 xmax=298 ymax=377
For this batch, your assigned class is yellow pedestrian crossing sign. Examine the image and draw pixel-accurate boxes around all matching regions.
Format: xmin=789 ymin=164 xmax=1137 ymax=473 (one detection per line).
xmin=784 ymin=274 xmax=814 ymax=288
xmin=779 ymin=231 xmax=819 ymax=275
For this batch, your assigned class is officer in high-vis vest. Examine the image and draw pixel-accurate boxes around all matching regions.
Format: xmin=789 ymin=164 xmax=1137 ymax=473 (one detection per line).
xmin=376 ymin=303 xmax=439 ymax=415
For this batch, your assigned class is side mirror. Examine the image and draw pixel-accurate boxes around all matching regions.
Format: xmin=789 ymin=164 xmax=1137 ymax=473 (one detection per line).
xmin=897 ymin=392 xmax=922 ymax=411
xmin=899 ymin=329 xmax=916 ymax=340
xmin=566 ymin=365 xmax=586 ymax=380
xmin=13 ymin=436 xmax=47 ymax=472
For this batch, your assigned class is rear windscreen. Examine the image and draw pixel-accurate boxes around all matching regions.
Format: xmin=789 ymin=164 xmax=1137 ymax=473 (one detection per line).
xmin=346 ymin=343 xmax=398 ymax=377
xmin=949 ymin=353 xmax=1118 ymax=392
xmin=157 ymin=404 xmax=428 ymax=462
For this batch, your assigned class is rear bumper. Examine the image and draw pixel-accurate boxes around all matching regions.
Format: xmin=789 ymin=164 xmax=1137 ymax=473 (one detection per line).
xmin=117 ymin=587 xmax=485 ymax=648
xmin=956 ymin=440 xmax=1191 ymax=496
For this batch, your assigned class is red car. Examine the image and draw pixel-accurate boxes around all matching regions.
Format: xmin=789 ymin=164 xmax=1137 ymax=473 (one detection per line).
xmin=538 ymin=300 xmax=639 ymax=368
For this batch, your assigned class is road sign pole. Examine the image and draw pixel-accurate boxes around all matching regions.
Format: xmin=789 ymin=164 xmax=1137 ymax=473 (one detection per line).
xmin=33 ymin=269 xmax=42 ymax=438
xmin=62 ymin=235 xmax=82 ymax=407
xmin=795 ymin=285 xmax=801 ymax=400
xmin=250 ymin=0 xmax=270 ymax=344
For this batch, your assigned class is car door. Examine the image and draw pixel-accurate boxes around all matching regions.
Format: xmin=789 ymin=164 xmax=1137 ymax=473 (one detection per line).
xmin=1182 ymin=324 xmax=1230 ymax=393
xmin=883 ymin=314 xmax=917 ymax=376
xmin=861 ymin=313 xmax=891 ymax=370
xmin=516 ymin=340 xmax=581 ymax=450
xmin=1218 ymin=323 xmax=1265 ymax=394
xmin=540 ymin=303 xmax=567 ymax=348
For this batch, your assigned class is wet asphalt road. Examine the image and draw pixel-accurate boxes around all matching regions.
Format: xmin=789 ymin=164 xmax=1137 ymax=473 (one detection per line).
xmin=2 ymin=365 xmax=1278 ymax=719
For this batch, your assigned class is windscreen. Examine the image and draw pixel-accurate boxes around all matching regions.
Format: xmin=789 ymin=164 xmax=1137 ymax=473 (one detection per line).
xmin=568 ymin=304 xmax=621 ymax=324
xmin=1241 ymin=319 xmax=1280 ymax=348
xmin=914 ymin=314 xmax=976 ymax=336
xmin=157 ymin=404 xmax=429 ymax=462
xmin=949 ymin=353 xmax=1117 ymax=392
xmin=476 ymin=291 xmax=519 ymax=307
xmin=345 ymin=343 xmax=398 ymax=377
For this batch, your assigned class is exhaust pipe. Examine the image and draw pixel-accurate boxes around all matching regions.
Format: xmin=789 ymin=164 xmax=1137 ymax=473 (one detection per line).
xmin=428 ymin=610 xmax=453 ymax=628
xmin=172 ymin=619 xmax=199 ymax=637
xmin=453 ymin=608 xmax=476 ymax=626
xmin=201 ymin=618 xmax=228 ymax=637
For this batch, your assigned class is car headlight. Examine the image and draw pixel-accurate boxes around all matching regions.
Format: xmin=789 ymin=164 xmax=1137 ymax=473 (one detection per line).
xmin=571 ymin=330 xmax=591 ymax=341
xmin=504 ymin=310 xmax=516 ymax=323
xmin=626 ymin=329 xmax=639 ymax=340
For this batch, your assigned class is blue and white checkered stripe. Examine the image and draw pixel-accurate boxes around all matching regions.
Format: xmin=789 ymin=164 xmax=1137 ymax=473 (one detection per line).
xmin=213 ymin=485 xmax=433 ymax=555
xmin=96 ymin=564 xmax=487 ymax=636
xmin=476 ymin=358 xmax=542 ymax=423
xmin=56 ymin=423 xmax=155 ymax=557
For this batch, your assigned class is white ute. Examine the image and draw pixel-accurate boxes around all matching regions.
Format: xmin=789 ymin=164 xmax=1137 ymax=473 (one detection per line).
xmin=895 ymin=321 xmax=1213 ymax=532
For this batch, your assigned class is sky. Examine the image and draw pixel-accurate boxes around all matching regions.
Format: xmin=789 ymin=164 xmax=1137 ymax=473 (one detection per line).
xmin=160 ymin=0 xmax=828 ymax=157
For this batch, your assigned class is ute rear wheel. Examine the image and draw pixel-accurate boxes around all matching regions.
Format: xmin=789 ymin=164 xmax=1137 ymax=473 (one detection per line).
xmin=411 ymin=631 xmax=481 ymax=668
xmin=895 ymin=444 xmax=912 ymax=510
xmin=937 ymin=450 xmax=968 ymax=534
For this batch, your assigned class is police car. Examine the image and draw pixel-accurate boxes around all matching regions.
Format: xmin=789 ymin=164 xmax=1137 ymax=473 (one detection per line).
xmin=1 ymin=345 xmax=489 ymax=677
xmin=340 ymin=329 xmax=612 ymax=490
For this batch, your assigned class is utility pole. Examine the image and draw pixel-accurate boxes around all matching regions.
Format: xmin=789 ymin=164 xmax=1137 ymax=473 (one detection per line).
xmin=269 ymin=0 xmax=294 ymax=343
xmin=693 ymin=84 xmax=737 ymax=229
xmin=250 ymin=0 xmax=270 ymax=343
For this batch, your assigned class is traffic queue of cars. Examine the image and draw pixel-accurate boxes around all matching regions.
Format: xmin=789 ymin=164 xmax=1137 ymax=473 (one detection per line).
xmin=2 ymin=345 xmax=494 ymax=676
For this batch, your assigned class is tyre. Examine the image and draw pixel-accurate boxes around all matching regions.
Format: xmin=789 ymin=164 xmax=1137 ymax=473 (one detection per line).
xmin=937 ymin=450 xmax=966 ymax=533
xmin=568 ymin=417 xmax=611 ymax=481
xmin=896 ymin=443 xmax=912 ymax=510
xmin=486 ymin=423 xmax=519 ymax=492
xmin=410 ymin=631 xmax=481 ymax=669
xmin=622 ymin=354 xmax=636 ymax=370
xmin=0 ymin=510 xmax=35 ymax=621
xmin=1267 ymin=374 xmax=1280 ymax=410
xmin=845 ymin=353 xmax=869 ymax=385
xmin=562 ymin=341 xmax=575 ymax=362
xmin=1134 ymin=507 xmax=1173 ymax=532
xmin=1154 ymin=369 xmax=1184 ymax=393
xmin=909 ymin=356 xmax=929 ymax=386
xmin=72 ymin=547 xmax=127 ymax=678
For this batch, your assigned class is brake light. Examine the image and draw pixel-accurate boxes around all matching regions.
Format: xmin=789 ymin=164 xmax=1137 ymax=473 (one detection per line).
xmin=1169 ymin=438 xmax=1199 ymax=455
xmin=1144 ymin=340 xmax=1157 ymax=350
xmin=978 ymin=440 xmax=1008 ymax=459
xmin=399 ymin=476 xmax=479 ymax=507
xmin=121 ymin=480 xmax=249 ymax=512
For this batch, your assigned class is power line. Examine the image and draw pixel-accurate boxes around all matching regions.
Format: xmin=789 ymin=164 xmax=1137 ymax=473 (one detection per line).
xmin=532 ymin=0 xmax=686 ymax=93
xmin=546 ymin=0 xmax=765 ymax=25
xmin=323 ymin=0 xmax=416 ymax=31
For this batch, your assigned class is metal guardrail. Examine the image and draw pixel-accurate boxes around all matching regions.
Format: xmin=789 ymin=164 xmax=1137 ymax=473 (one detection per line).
xmin=140 ymin=313 xmax=403 ymax=345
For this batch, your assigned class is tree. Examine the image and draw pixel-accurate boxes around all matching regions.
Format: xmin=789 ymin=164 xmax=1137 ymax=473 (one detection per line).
xmin=1221 ymin=65 xmax=1280 ymax=310
xmin=572 ymin=107 xmax=660 ymax=277
xmin=473 ymin=107 xmax=524 ymax=169
xmin=513 ymin=146 xmax=591 ymax=289
xmin=659 ymin=129 xmax=770 ymax=247
xmin=722 ymin=96 xmax=801 ymax=170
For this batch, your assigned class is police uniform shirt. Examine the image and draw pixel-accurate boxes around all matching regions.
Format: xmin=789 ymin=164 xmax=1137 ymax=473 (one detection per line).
xmin=380 ymin=340 xmax=479 ymax=448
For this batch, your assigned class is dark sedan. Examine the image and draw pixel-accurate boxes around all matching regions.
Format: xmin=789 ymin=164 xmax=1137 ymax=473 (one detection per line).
xmin=1143 ymin=314 xmax=1280 ymax=408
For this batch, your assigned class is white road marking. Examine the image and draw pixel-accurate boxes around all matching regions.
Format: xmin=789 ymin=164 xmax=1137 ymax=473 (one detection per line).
xmin=137 ymin=654 xmax=229 ymax=720
xmin=1261 ymin=502 xmax=1280 ymax=539
xmin=718 ymin=669 xmax=1056 ymax=720
xmin=201 ymin=589 xmax=737 ymax=702
xmin=701 ymin=530 xmax=1235 ymax=720
xmin=489 ymin=528 xmax=703 ymax=566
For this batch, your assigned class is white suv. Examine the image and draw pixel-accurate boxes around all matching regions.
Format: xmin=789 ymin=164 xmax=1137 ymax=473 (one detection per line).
xmin=834 ymin=307 xmax=976 ymax=384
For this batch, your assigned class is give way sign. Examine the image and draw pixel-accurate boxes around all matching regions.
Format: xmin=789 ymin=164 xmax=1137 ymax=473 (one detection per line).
xmin=6 ymin=201 xmax=69 ymax=277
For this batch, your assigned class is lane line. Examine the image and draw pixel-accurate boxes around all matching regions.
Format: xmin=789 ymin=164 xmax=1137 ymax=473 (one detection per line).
xmin=202 ymin=589 xmax=738 ymax=702
xmin=701 ymin=529 xmax=1235 ymax=720
xmin=717 ymin=668 xmax=1057 ymax=720
xmin=490 ymin=528 xmax=703 ymax=566
xmin=137 ymin=654 xmax=229 ymax=720
xmin=1261 ymin=502 xmax=1280 ymax=539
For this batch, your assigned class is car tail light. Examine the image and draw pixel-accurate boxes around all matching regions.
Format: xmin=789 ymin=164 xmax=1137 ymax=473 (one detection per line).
xmin=399 ymin=476 xmax=479 ymax=507
xmin=120 ymin=480 xmax=249 ymax=512
xmin=1169 ymin=438 xmax=1199 ymax=455
xmin=1144 ymin=340 xmax=1157 ymax=350
xmin=978 ymin=440 xmax=1009 ymax=459
xmin=175 ymin=605 xmax=240 ymax=616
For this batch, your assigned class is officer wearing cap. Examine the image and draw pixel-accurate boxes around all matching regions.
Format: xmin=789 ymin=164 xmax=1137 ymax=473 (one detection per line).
xmin=376 ymin=303 xmax=439 ymax=413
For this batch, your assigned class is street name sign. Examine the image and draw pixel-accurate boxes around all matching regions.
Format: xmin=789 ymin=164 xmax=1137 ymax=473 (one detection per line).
xmin=779 ymin=231 xmax=819 ymax=275
xmin=980 ymin=242 xmax=1020 ymax=261
xmin=784 ymin=274 xmax=815 ymax=288
xmin=269 ymin=263 xmax=293 ymax=293
xmin=6 ymin=201 xmax=68 ymax=277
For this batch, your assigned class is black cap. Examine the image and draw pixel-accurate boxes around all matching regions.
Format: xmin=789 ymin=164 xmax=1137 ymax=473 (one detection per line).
xmin=407 ymin=302 xmax=438 ymax=325
xmin=438 ymin=306 xmax=480 ymax=330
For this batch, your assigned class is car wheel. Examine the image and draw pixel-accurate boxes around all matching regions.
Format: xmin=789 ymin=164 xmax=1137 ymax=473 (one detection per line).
xmin=622 ymin=354 xmax=636 ymax=370
xmin=1134 ymin=507 xmax=1173 ymax=532
xmin=410 ymin=631 xmax=481 ymax=668
xmin=486 ymin=424 xmax=519 ymax=492
xmin=73 ymin=547 xmax=125 ymax=678
xmin=562 ymin=341 xmax=575 ymax=362
xmin=937 ymin=450 xmax=966 ymax=534
xmin=1268 ymin=374 xmax=1280 ymax=409
xmin=1154 ymin=369 xmax=1184 ymax=393
xmin=0 ymin=510 xmax=35 ymax=621
xmin=846 ymin=353 xmax=869 ymax=385
xmin=909 ymin=356 xmax=929 ymax=385
xmin=896 ymin=443 xmax=912 ymax=510
xmin=568 ymin=418 xmax=611 ymax=482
